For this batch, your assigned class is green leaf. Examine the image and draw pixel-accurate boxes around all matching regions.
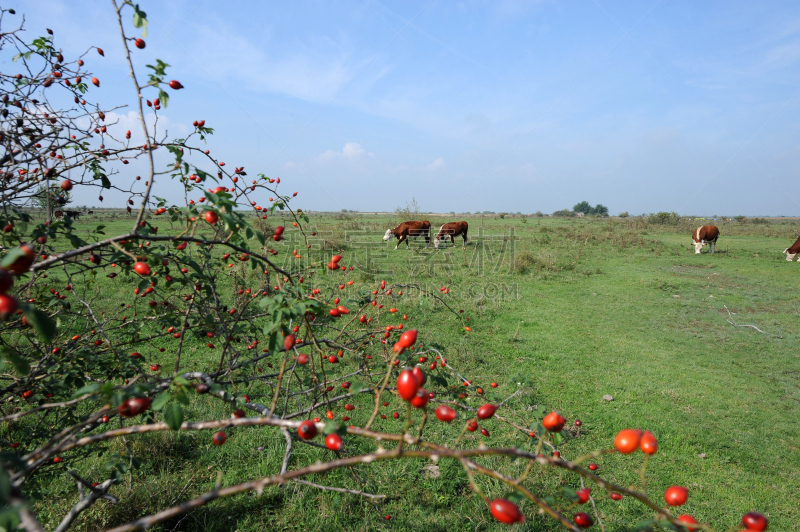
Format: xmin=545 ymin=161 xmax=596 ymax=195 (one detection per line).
xmin=323 ymin=420 xmax=346 ymax=436
xmin=0 ymin=467 xmax=10 ymax=505
xmin=174 ymin=388 xmax=190 ymax=406
xmin=164 ymin=403 xmax=183 ymax=430
xmin=635 ymin=519 xmax=657 ymax=531
xmin=502 ymin=490 xmax=525 ymax=504
xmin=71 ymin=383 xmax=101 ymax=399
xmin=0 ymin=247 xmax=26 ymax=270
xmin=132 ymin=4 xmax=149 ymax=37
xmin=23 ymin=307 xmax=56 ymax=343
xmin=268 ymin=331 xmax=280 ymax=354
xmin=158 ymin=89 xmax=169 ymax=108
xmin=349 ymin=381 xmax=366 ymax=394
xmin=0 ymin=348 xmax=30 ymax=376
xmin=561 ymin=486 xmax=578 ymax=502
xmin=151 ymin=392 xmax=171 ymax=411
xmin=0 ymin=505 xmax=21 ymax=531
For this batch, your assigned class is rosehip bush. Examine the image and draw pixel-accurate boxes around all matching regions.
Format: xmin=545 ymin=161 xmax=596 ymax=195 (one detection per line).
xmin=0 ymin=3 xmax=768 ymax=532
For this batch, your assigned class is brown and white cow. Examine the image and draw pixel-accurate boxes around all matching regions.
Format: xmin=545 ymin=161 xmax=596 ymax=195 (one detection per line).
xmin=784 ymin=236 xmax=800 ymax=261
xmin=383 ymin=220 xmax=431 ymax=249
xmin=692 ymin=225 xmax=719 ymax=254
xmin=434 ymin=221 xmax=468 ymax=248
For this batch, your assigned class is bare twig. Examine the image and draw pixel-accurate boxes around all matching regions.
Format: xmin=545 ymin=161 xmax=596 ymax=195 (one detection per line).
xmin=718 ymin=305 xmax=782 ymax=338
xmin=0 ymin=392 xmax=98 ymax=423
xmin=580 ymin=475 xmax=606 ymax=532
xmin=54 ymin=477 xmax=117 ymax=532
xmin=292 ymin=479 xmax=387 ymax=500
xmin=280 ymin=428 xmax=293 ymax=476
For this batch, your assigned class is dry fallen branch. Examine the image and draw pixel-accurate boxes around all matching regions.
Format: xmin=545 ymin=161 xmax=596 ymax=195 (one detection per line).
xmin=292 ymin=479 xmax=387 ymax=500
xmin=718 ymin=305 xmax=782 ymax=338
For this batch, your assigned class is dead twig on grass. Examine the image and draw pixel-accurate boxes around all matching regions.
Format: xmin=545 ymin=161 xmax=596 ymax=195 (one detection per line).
xmin=718 ymin=306 xmax=782 ymax=338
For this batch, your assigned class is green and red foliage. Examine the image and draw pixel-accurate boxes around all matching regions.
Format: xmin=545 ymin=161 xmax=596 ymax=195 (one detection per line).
xmin=0 ymin=3 xmax=770 ymax=532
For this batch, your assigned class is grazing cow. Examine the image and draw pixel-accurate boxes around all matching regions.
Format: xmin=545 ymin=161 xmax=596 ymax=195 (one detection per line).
xmin=87 ymin=210 xmax=94 ymax=215
xmin=383 ymin=220 xmax=431 ymax=249
xmin=64 ymin=210 xmax=81 ymax=220
xmin=434 ymin=221 xmax=469 ymax=248
xmin=692 ymin=225 xmax=719 ymax=254
xmin=784 ymin=236 xmax=800 ymax=261
xmin=54 ymin=210 xmax=64 ymax=221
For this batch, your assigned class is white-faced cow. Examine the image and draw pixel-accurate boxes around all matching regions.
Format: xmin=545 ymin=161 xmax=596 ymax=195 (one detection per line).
xmin=434 ymin=221 xmax=468 ymax=249
xmin=784 ymin=236 xmax=800 ymax=261
xmin=692 ymin=225 xmax=719 ymax=254
xmin=383 ymin=221 xmax=431 ymax=250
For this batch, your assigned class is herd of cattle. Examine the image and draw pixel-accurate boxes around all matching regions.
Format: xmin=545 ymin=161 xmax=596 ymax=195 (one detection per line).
xmin=383 ymin=220 xmax=468 ymax=249
xmin=45 ymin=212 xmax=800 ymax=260
xmin=385 ymin=221 xmax=800 ymax=260
xmin=54 ymin=210 xmax=93 ymax=220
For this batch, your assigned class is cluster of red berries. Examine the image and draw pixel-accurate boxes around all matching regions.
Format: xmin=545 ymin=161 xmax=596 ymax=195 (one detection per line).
xmin=0 ymin=245 xmax=36 ymax=320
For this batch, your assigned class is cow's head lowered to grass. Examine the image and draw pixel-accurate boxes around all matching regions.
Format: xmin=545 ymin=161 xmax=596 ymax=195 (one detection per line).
xmin=383 ymin=221 xmax=431 ymax=249
xmin=434 ymin=221 xmax=469 ymax=249
xmin=784 ymin=236 xmax=800 ymax=261
xmin=692 ymin=225 xmax=719 ymax=254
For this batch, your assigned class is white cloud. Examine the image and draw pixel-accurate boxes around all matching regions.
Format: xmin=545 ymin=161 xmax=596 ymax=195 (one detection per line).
xmin=315 ymin=142 xmax=373 ymax=162
xmin=423 ymin=157 xmax=446 ymax=171
xmin=101 ymin=111 xmax=188 ymax=144
xmin=182 ymin=20 xmax=380 ymax=104
xmin=342 ymin=142 xmax=366 ymax=158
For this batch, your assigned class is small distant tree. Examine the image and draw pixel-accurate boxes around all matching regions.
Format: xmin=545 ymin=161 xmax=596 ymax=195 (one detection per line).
xmin=734 ymin=215 xmax=746 ymax=223
xmin=534 ymin=211 xmax=544 ymax=217
xmin=618 ymin=211 xmax=629 ymax=218
xmin=395 ymin=197 xmax=421 ymax=219
xmin=30 ymin=184 xmax=72 ymax=218
xmin=572 ymin=201 xmax=608 ymax=217
xmin=553 ymin=209 xmax=576 ymax=217
xmin=498 ymin=212 xmax=507 ymax=219
xmin=648 ymin=212 xmax=681 ymax=225
xmin=573 ymin=201 xmax=591 ymax=214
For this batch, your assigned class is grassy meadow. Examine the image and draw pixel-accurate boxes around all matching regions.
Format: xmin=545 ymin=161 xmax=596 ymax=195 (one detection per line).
xmin=18 ymin=211 xmax=800 ymax=531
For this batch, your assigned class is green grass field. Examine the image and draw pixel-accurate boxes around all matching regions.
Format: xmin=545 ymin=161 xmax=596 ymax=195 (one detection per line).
xmin=19 ymin=212 xmax=800 ymax=531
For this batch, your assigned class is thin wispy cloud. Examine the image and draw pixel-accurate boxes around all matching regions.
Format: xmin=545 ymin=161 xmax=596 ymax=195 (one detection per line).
xmin=11 ymin=0 xmax=800 ymax=214
xmin=423 ymin=157 xmax=446 ymax=171
xmin=315 ymin=142 xmax=374 ymax=162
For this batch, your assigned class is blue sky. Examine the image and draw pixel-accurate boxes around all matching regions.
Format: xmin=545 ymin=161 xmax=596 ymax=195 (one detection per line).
xmin=11 ymin=0 xmax=800 ymax=215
